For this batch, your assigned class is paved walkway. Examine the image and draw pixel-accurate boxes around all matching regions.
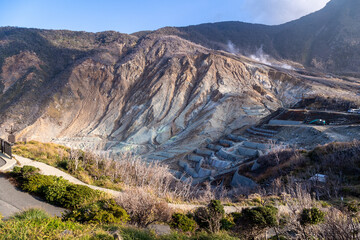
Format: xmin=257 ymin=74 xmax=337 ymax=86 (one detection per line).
xmin=0 ymin=157 xmax=5 ymax=167
xmin=0 ymin=174 xmax=64 ymax=218
xmin=0 ymin=153 xmax=16 ymax=172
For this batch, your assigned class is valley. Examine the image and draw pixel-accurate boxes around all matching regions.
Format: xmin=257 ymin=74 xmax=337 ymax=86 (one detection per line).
xmin=1 ymin=0 xmax=360 ymax=239
xmin=1 ymin=24 xmax=360 ymax=187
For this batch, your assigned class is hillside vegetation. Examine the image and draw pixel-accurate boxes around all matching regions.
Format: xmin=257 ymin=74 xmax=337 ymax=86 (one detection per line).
xmin=243 ymin=141 xmax=360 ymax=200
xmin=13 ymin=141 xmax=197 ymax=202
xmin=0 ymin=208 xmax=239 ymax=240
xmin=7 ymin=140 xmax=360 ymax=239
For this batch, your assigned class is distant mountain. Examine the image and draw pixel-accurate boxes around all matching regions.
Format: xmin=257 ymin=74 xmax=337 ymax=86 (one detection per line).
xmin=0 ymin=0 xmax=359 ymax=158
xmin=157 ymin=0 xmax=360 ymax=76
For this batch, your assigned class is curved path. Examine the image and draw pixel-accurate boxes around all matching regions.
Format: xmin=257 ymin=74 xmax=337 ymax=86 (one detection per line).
xmin=14 ymin=155 xmax=121 ymax=197
xmin=0 ymin=157 xmax=5 ymax=167
xmin=0 ymin=174 xmax=64 ymax=218
xmin=11 ymin=154 xmax=240 ymax=214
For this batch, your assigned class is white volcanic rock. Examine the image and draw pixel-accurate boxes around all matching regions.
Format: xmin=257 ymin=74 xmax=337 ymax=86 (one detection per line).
xmin=1 ymin=32 xmax=359 ymax=161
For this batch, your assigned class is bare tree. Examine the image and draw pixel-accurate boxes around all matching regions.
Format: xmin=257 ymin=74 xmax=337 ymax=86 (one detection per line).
xmin=116 ymin=188 xmax=173 ymax=227
xmin=69 ymin=149 xmax=82 ymax=172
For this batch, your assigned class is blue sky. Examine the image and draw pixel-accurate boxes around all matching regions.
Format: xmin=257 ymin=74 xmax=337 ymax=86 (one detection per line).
xmin=0 ymin=0 xmax=330 ymax=34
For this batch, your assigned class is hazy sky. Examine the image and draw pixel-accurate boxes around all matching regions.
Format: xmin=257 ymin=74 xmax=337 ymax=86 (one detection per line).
xmin=0 ymin=0 xmax=331 ymax=33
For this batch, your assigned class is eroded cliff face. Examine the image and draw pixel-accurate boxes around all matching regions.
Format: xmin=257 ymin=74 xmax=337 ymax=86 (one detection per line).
xmin=1 ymin=51 xmax=43 ymax=93
xmin=1 ymin=30 xmax=358 ymax=159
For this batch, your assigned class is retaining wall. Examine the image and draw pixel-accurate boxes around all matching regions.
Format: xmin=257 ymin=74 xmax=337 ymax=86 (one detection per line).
xmin=268 ymin=120 xmax=303 ymax=125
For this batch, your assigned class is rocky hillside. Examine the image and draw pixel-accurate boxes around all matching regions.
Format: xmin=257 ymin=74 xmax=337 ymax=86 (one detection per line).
xmin=158 ymin=0 xmax=360 ymax=76
xmin=0 ymin=0 xmax=360 ymax=159
xmin=1 ymin=27 xmax=359 ymax=159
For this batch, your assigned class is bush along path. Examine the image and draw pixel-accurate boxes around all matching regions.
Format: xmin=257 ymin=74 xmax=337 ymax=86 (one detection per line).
xmin=7 ymin=166 xmax=337 ymax=240
xmin=10 ymin=165 xmax=129 ymax=225
xmin=14 ymin=154 xmax=122 ymax=197
xmin=6 ymin=166 xmax=251 ymax=239
xmin=12 ymin=154 xmax=241 ymax=213
xmin=5 ymin=167 xmax=275 ymax=239
xmin=0 ymin=173 xmax=64 ymax=218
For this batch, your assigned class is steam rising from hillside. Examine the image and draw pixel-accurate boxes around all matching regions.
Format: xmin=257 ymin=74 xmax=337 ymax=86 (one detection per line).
xmin=249 ymin=46 xmax=271 ymax=65
xmin=250 ymin=45 xmax=294 ymax=70
xmin=226 ymin=41 xmax=239 ymax=54
xmin=226 ymin=42 xmax=293 ymax=70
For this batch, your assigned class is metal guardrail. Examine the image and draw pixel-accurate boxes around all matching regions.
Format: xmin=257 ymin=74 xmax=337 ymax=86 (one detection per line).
xmin=0 ymin=138 xmax=12 ymax=158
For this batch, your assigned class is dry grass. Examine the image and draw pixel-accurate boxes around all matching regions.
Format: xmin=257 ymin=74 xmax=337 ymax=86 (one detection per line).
xmin=243 ymin=148 xmax=307 ymax=183
xmin=108 ymin=152 xmax=195 ymax=201
xmin=12 ymin=141 xmax=195 ymax=201
xmin=116 ymin=188 xmax=173 ymax=227
xmin=13 ymin=140 xmax=70 ymax=166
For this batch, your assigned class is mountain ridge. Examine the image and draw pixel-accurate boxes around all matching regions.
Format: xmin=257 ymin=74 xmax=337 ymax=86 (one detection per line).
xmin=0 ymin=0 xmax=359 ymax=158
xmin=156 ymin=0 xmax=360 ymax=76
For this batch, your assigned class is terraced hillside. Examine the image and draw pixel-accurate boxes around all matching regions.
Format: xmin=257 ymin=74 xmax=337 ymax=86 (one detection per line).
xmin=169 ymin=108 xmax=360 ymax=186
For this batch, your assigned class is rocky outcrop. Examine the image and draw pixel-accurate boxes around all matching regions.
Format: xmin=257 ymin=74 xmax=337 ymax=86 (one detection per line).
xmin=231 ymin=170 xmax=257 ymax=188
xmin=0 ymin=28 xmax=359 ymax=160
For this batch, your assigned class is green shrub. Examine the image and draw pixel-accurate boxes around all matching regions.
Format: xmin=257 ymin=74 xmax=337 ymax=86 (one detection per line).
xmin=230 ymin=212 xmax=241 ymax=222
xmin=63 ymin=199 xmax=129 ymax=224
xmin=60 ymin=184 xmax=103 ymax=209
xmin=194 ymin=200 xmax=225 ymax=233
xmin=21 ymin=174 xmax=58 ymax=193
xmin=56 ymin=159 xmax=68 ymax=170
xmin=90 ymin=233 xmax=114 ymax=240
xmin=300 ymin=207 xmax=325 ymax=226
xmin=345 ymin=201 xmax=360 ymax=213
xmin=11 ymin=165 xmax=40 ymax=182
xmin=11 ymin=166 xmax=104 ymax=210
xmin=0 ymin=208 xmax=111 ymax=239
xmin=11 ymin=166 xmax=22 ymax=175
xmin=278 ymin=214 xmax=289 ymax=228
xmin=20 ymin=165 xmax=40 ymax=178
xmin=120 ymin=227 xmax=156 ymax=240
xmin=235 ymin=205 xmax=278 ymax=236
xmin=170 ymin=213 xmax=197 ymax=232
xmin=12 ymin=208 xmax=50 ymax=222
xmin=220 ymin=215 xmax=235 ymax=230
xmin=91 ymin=233 xmax=114 ymax=240
xmin=194 ymin=207 xmax=208 ymax=229
xmin=209 ymin=200 xmax=225 ymax=214
xmin=43 ymin=177 xmax=69 ymax=205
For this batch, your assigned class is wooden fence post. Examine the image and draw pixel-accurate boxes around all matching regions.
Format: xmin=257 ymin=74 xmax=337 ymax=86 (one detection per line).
xmin=0 ymin=138 xmax=12 ymax=157
xmin=0 ymin=138 xmax=3 ymax=154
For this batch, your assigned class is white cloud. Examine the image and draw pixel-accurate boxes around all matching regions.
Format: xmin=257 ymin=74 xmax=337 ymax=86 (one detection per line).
xmin=242 ymin=0 xmax=331 ymax=25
